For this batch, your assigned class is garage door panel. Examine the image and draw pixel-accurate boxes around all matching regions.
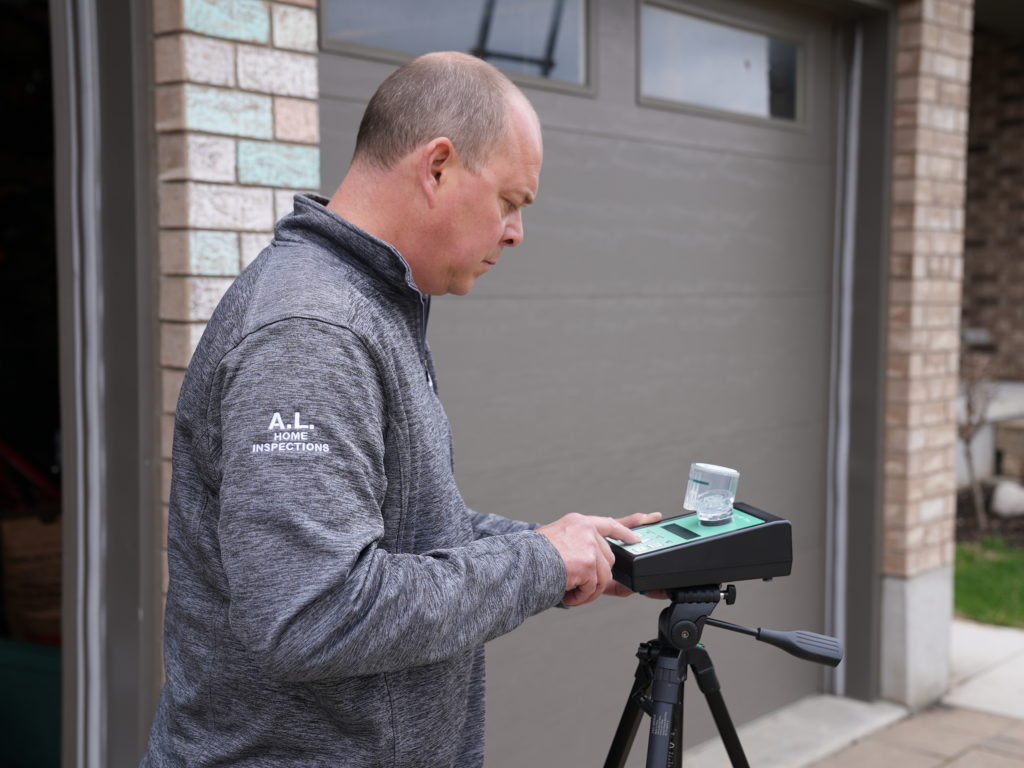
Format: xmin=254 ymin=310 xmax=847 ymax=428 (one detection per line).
xmin=320 ymin=96 xmax=838 ymax=302
xmin=450 ymin=413 xmax=830 ymax=561
xmin=435 ymin=294 xmax=831 ymax=471
xmin=481 ymin=129 xmax=835 ymax=299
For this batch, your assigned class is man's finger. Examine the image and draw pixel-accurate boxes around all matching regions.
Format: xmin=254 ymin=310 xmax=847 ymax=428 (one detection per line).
xmin=566 ymin=574 xmax=598 ymax=606
xmin=604 ymin=582 xmax=634 ymax=598
xmin=566 ymin=589 xmax=594 ymax=607
xmin=594 ymin=517 xmax=645 ymax=544
xmin=573 ymin=565 xmax=598 ymax=594
xmin=594 ymin=531 xmax=615 ymax=566
xmin=615 ymin=511 xmax=663 ymax=529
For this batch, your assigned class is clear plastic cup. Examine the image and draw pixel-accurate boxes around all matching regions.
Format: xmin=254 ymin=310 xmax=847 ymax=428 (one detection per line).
xmin=683 ymin=463 xmax=739 ymax=525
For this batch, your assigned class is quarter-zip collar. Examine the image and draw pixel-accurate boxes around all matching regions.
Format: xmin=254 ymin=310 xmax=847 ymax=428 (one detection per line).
xmin=275 ymin=193 xmax=435 ymax=388
xmin=275 ymin=193 xmax=425 ymax=300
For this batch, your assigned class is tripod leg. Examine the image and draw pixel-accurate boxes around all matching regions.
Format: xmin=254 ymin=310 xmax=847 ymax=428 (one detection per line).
xmin=688 ymin=647 xmax=749 ymax=768
xmin=604 ymin=651 xmax=654 ymax=768
xmin=646 ymin=647 xmax=685 ymax=768
xmin=603 ymin=689 xmax=645 ymax=768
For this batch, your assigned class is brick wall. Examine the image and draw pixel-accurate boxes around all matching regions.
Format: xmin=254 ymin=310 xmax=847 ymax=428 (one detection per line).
xmin=962 ymin=31 xmax=1024 ymax=380
xmin=884 ymin=0 xmax=973 ymax=579
xmin=154 ymin=0 xmax=320 ymax=594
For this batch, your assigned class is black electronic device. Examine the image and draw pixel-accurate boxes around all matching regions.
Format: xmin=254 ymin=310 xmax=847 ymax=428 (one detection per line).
xmin=608 ymin=502 xmax=792 ymax=592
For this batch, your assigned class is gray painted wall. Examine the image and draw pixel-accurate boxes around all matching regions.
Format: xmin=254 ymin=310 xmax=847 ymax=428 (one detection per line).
xmin=320 ymin=0 xmax=841 ymax=762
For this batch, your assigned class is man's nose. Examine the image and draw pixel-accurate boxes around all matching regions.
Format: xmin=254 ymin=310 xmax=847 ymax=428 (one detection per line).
xmin=501 ymin=211 xmax=524 ymax=247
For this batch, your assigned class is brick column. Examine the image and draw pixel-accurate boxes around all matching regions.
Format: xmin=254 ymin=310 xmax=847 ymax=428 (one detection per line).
xmin=881 ymin=0 xmax=973 ymax=708
xmin=153 ymin=0 xmax=320 ymax=602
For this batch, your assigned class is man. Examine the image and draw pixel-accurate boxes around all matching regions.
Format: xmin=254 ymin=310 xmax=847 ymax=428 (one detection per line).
xmin=142 ymin=52 xmax=659 ymax=767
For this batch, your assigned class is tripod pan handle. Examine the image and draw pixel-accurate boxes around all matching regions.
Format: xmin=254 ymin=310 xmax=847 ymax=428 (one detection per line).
xmin=755 ymin=629 xmax=844 ymax=667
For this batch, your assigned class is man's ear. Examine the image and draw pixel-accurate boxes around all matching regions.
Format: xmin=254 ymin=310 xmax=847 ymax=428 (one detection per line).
xmin=419 ymin=137 xmax=456 ymax=207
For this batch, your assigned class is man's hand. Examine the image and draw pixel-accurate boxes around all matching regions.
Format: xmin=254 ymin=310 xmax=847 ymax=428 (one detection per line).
xmin=537 ymin=512 xmax=662 ymax=607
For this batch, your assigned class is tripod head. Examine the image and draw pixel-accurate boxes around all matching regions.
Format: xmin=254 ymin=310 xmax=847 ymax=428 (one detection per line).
xmin=658 ymin=584 xmax=844 ymax=667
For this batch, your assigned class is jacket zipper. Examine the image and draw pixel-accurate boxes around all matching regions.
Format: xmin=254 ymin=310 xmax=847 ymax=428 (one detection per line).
xmin=419 ymin=295 xmax=433 ymax=389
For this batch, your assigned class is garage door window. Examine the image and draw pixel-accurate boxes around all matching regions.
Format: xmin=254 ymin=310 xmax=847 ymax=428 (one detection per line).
xmin=640 ymin=3 xmax=800 ymax=122
xmin=322 ymin=0 xmax=587 ymax=85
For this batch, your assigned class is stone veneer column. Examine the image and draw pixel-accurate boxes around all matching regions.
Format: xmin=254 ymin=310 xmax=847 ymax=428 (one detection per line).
xmin=154 ymin=0 xmax=320 ymax=599
xmin=881 ymin=0 xmax=973 ymax=709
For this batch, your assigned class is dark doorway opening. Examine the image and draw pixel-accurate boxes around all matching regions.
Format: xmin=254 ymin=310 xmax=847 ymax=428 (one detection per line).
xmin=0 ymin=0 xmax=63 ymax=765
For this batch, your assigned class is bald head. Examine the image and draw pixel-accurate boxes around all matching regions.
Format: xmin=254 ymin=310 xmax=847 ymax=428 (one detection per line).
xmin=353 ymin=51 xmax=526 ymax=172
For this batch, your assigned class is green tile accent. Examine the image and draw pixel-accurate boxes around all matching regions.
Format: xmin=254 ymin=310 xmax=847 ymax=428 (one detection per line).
xmin=237 ymin=141 xmax=320 ymax=188
xmin=184 ymin=85 xmax=272 ymax=139
xmin=184 ymin=0 xmax=269 ymax=43
xmin=189 ymin=231 xmax=240 ymax=275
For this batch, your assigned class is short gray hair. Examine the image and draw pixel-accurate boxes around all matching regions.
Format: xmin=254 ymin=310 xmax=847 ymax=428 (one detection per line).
xmin=353 ymin=52 xmax=517 ymax=172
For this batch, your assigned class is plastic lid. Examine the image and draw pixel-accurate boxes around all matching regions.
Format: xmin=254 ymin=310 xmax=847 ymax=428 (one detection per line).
xmin=692 ymin=463 xmax=739 ymax=476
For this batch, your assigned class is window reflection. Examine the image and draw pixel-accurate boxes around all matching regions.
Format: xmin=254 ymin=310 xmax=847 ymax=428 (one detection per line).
xmin=641 ymin=5 xmax=800 ymax=121
xmin=323 ymin=0 xmax=587 ymax=85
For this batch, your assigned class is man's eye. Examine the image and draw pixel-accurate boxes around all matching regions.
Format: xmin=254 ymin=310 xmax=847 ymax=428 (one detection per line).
xmin=503 ymin=199 xmax=518 ymax=214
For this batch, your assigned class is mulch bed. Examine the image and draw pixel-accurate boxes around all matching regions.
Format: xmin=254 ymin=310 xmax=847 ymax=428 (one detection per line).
xmin=956 ymin=483 xmax=1024 ymax=548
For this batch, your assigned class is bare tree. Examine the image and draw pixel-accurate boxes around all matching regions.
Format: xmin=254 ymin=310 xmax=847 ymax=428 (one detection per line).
xmin=958 ymin=348 xmax=995 ymax=532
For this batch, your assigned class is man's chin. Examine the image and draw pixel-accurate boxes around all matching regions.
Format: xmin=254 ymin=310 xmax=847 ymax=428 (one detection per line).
xmin=447 ymin=280 xmax=476 ymax=296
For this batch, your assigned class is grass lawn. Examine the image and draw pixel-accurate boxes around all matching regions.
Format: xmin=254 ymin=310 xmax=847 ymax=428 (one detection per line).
xmin=955 ymin=537 xmax=1024 ymax=628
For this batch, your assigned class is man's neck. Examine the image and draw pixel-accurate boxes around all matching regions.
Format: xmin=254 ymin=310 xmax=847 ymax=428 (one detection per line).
xmin=328 ymin=165 xmax=398 ymax=245
xmin=327 ymin=161 xmax=436 ymax=294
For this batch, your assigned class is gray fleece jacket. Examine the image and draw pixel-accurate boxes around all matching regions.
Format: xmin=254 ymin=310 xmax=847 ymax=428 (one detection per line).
xmin=141 ymin=194 xmax=567 ymax=767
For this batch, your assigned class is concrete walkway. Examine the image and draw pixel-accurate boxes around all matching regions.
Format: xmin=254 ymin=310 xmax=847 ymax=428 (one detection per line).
xmin=808 ymin=707 xmax=1024 ymax=767
xmin=810 ymin=619 xmax=1024 ymax=767
xmin=683 ymin=619 xmax=1024 ymax=767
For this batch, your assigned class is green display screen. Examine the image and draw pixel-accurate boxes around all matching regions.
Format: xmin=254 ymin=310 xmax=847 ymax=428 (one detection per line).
xmin=610 ymin=510 xmax=763 ymax=555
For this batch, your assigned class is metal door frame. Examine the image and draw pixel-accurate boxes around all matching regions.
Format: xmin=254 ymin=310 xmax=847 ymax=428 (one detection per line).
xmin=50 ymin=0 xmax=161 ymax=764
xmin=826 ymin=2 xmax=895 ymax=701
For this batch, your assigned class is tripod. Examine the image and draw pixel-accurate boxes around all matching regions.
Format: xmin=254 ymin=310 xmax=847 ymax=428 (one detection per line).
xmin=603 ymin=585 xmax=843 ymax=768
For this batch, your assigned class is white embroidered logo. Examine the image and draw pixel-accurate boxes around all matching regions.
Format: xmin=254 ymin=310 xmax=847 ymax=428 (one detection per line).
xmin=251 ymin=411 xmax=330 ymax=455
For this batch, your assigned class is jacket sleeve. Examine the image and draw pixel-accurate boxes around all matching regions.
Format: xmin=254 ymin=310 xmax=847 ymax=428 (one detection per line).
xmin=468 ymin=509 xmax=540 ymax=538
xmin=214 ymin=318 xmax=566 ymax=682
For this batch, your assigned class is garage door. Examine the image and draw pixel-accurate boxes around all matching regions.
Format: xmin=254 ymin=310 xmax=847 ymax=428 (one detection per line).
xmin=319 ymin=0 xmax=842 ymax=763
